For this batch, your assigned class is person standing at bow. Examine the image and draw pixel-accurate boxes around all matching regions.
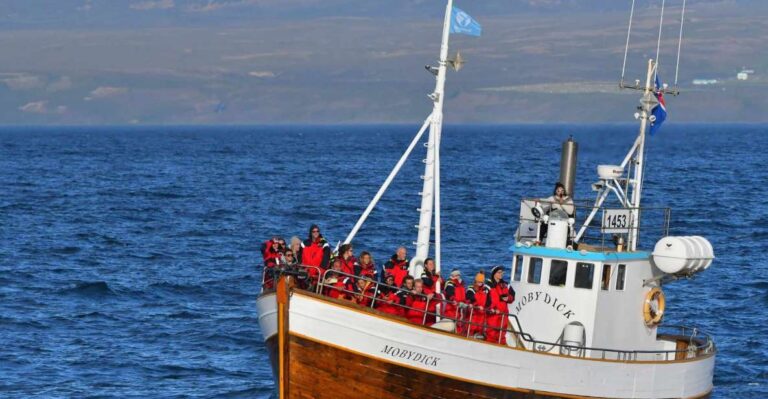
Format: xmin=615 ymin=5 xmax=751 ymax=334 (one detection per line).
xmin=298 ymin=224 xmax=331 ymax=289
xmin=260 ymin=237 xmax=284 ymax=289
xmin=261 ymin=236 xmax=284 ymax=265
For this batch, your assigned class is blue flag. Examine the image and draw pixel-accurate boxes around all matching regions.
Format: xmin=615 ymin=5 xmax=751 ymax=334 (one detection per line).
xmin=450 ymin=6 xmax=482 ymax=37
xmin=650 ymin=74 xmax=667 ymax=136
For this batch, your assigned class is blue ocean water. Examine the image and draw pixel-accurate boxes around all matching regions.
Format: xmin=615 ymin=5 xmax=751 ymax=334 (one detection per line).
xmin=0 ymin=124 xmax=765 ymax=398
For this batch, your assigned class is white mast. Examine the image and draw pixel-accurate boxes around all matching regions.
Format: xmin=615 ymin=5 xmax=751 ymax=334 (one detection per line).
xmin=412 ymin=0 xmax=453 ymax=277
xmin=628 ymin=58 xmax=657 ymax=251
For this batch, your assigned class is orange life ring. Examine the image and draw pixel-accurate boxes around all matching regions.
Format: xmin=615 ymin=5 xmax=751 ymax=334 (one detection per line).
xmin=643 ymin=288 xmax=665 ymax=327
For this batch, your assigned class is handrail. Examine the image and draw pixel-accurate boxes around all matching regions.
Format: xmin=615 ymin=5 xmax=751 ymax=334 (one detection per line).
xmin=263 ymin=267 xmax=714 ymax=362
xmin=260 ymin=263 xmax=324 ymax=294
xmin=317 ymin=270 xmax=537 ymax=344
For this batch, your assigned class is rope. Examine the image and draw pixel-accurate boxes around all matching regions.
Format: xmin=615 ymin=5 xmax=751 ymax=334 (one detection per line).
xmin=654 ymin=0 xmax=667 ymax=81
xmin=674 ymin=0 xmax=687 ymax=87
xmin=620 ymin=0 xmax=637 ymax=84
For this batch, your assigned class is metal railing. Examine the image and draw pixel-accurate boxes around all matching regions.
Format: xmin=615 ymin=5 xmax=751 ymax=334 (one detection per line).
xmin=259 ymin=263 xmax=323 ymax=294
xmin=516 ymin=198 xmax=671 ymax=251
xmin=315 ymin=269 xmax=534 ymax=345
xmin=516 ymin=324 xmax=714 ymax=361
xmin=259 ymin=266 xmax=714 ymax=362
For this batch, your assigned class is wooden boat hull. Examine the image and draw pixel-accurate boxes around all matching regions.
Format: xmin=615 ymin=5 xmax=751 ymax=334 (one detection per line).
xmin=257 ymin=281 xmax=714 ymax=399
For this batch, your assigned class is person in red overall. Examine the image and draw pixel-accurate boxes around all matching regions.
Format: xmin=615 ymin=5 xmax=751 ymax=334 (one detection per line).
xmin=375 ymin=274 xmax=402 ymax=317
xmin=420 ymin=258 xmax=442 ymax=324
xmin=443 ymin=268 xmax=466 ymax=333
xmin=486 ymin=266 xmax=516 ymax=345
xmin=384 ymin=247 xmax=409 ymax=288
xmin=261 ymin=237 xmax=284 ymax=265
xmin=356 ymin=251 xmax=378 ymax=281
xmin=404 ymin=279 xmax=433 ymax=326
xmin=337 ymin=244 xmax=358 ymax=276
xmin=298 ymin=225 xmax=330 ymax=288
xmin=396 ymin=275 xmax=415 ymax=316
xmin=260 ymin=237 xmax=285 ymax=290
xmin=322 ymin=259 xmax=352 ymax=300
xmin=465 ymin=272 xmax=491 ymax=339
xmin=352 ymin=277 xmax=376 ymax=307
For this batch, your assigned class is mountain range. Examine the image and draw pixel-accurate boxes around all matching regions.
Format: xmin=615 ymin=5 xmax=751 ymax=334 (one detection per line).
xmin=0 ymin=0 xmax=766 ymax=124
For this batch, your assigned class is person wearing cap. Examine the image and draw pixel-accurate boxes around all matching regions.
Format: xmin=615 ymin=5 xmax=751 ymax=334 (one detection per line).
xmin=298 ymin=224 xmax=331 ymax=288
xmin=374 ymin=274 xmax=402 ymax=316
xmin=465 ymin=271 xmax=492 ymax=339
xmin=486 ymin=266 xmax=516 ymax=344
xmin=384 ymin=246 xmax=410 ymax=287
xmin=420 ymin=258 xmax=442 ymax=324
xmin=443 ymin=268 xmax=467 ymax=333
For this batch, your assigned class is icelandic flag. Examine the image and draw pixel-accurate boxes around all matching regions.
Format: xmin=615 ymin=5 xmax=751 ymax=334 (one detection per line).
xmin=650 ymin=74 xmax=667 ymax=136
xmin=450 ymin=6 xmax=482 ymax=37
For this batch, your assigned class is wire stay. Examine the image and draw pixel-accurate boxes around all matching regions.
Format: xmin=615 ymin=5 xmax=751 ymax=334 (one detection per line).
xmin=674 ymin=0 xmax=687 ymax=87
xmin=620 ymin=0 xmax=637 ymax=84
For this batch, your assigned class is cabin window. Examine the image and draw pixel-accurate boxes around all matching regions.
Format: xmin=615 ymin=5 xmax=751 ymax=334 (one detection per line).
xmin=549 ymin=260 xmax=568 ymax=287
xmin=527 ymin=257 xmax=542 ymax=284
xmin=574 ymin=262 xmax=595 ymax=289
xmin=616 ymin=264 xmax=627 ymax=291
xmin=513 ymin=255 xmax=523 ymax=282
xmin=601 ymin=264 xmax=612 ymax=291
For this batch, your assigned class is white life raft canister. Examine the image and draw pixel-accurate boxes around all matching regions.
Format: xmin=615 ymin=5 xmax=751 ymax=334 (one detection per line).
xmin=651 ymin=236 xmax=714 ymax=275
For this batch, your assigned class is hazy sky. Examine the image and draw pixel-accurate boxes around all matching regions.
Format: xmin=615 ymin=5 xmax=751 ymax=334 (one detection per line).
xmin=0 ymin=0 xmax=765 ymax=124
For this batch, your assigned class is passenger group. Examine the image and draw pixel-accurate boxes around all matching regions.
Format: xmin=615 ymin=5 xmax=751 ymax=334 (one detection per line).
xmin=260 ymin=224 xmax=516 ymax=343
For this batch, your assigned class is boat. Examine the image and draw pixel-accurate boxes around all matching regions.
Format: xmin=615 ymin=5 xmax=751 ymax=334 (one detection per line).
xmin=257 ymin=1 xmax=716 ymax=398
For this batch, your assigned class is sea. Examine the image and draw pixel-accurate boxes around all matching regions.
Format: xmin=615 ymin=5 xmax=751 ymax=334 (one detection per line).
xmin=0 ymin=124 xmax=766 ymax=398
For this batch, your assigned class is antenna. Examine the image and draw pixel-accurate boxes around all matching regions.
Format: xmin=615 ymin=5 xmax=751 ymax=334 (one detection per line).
xmin=673 ymin=0 xmax=687 ymax=89
xmin=620 ymin=0 xmax=636 ymax=86
xmin=619 ymin=0 xmax=684 ymax=97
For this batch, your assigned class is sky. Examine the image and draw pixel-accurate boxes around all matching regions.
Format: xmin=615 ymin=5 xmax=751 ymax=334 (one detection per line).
xmin=0 ymin=0 xmax=766 ymax=124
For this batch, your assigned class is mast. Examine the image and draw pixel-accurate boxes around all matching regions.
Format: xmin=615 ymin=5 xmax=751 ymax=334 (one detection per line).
xmin=412 ymin=0 xmax=453 ymax=276
xmin=628 ymin=58 xmax=656 ymax=251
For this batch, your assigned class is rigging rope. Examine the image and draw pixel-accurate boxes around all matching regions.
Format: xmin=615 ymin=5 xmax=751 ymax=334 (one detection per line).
xmin=674 ymin=0 xmax=687 ymax=87
xmin=655 ymin=0 xmax=667 ymax=81
xmin=620 ymin=0 xmax=637 ymax=83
